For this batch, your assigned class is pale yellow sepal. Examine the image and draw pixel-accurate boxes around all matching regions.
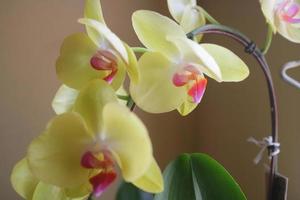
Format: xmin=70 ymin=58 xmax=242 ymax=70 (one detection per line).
xmin=132 ymin=10 xmax=185 ymax=59
xmin=11 ymin=158 xmax=39 ymax=199
xmin=28 ymin=113 xmax=93 ymax=188
xmin=84 ymin=0 xmax=106 ymax=25
xmin=78 ymin=18 xmax=129 ymax=64
xmin=56 ymin=33 xmax=106 ymax=90
xmin=201 ymin=44 xmax=249 ymax=82
xmin=132 ymin=158 xmax=164 ymax=193
xmin=177 ymin=98 xmax=198 ymax=116
xmin=73 ymin=80 xmax=118 ymax=134
xmin=167 ymin=0 xmax=196 ymax=22
xmin=52 ymin=85 xmax=79 ymax=115
xmin=102 ymin=103 xmax=152 ymax=182
xmin=168 ymin=36 xmax=222 ymax=81
xmin=130 ymin=52 xmax=186 ymax=114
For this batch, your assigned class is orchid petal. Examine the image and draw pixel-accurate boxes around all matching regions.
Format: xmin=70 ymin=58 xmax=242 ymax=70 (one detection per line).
xmin=260 ymin=0 xmax=277 ymax=32
xmin=28 ymin=113 xmax=93 ymax=188
xmin=64 ymin=183 xmax=91 ymax=199
xmin=52 ymin=85 xmax=79 ymax=115
xmin=73 ymin=80 xmax=118 ymax=134
xmin=180 ymin=5 xmax=206 ymax=37
xmin=276 ymin=20 xmax=300 ymax=43
xmin=130 ymin=52 xmax=187 ymax=113
xmin=132 ymin=158 xmax=164 ymax=193
xmin=101 ymin=103 xmax=152 ymax=182
xmin=90 ymin=171 xmax=117 ymax=197
xmin=201 ymin=44 xmax=249 ymax=82
xmin=32 ymin=182 xmax=67 ymax=200
xmin=167 ymin=0 xmax=196 ymax=22
xmin=84 ymin=0 xmax=106 ymax=25
xmin=11 ymin=158 xmax=39 ymax=199
xmin=123 ymin=43 xmax=139 ymax=84
xmin=56 ymin=33 xmax=108 ymax=90
xmin=168 ymin=36 xmax=222 ymax=81
xmin=78 ymin=18 xmax=129 ymax=64
xmin=177 ymin=99 xmax=198 ymax=116
xmin=132 ymin=10 xmax=185 ymax=59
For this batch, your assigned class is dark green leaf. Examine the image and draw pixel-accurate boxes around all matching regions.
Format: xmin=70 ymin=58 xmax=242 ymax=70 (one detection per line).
xmin=116 ymin=181 xmax=153 ymax=200
xmin=154 ymin=153 xmax=247 ymax=200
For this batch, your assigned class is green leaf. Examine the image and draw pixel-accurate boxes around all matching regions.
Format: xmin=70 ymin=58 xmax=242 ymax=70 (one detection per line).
xmin=116 ymin=182 xmax=153 ymax=200
xmin=154 ymin=153 xmax=247 ymax=200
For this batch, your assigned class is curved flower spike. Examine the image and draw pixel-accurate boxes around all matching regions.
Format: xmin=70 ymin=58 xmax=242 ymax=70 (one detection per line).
xmin=28 ymin=80 xmax=163 ymax=198
xmin=167 ymin=0 xmax=206 ymax=38
xmin=56 ymin=0 xmax=138 ymax=91
xmin=130 ymin=11 xmax=249 ymax=115
xmin=261 ymin=0 xmax=300 ymax=43
xmin=11 ymin=158 xmax=88 ymax=200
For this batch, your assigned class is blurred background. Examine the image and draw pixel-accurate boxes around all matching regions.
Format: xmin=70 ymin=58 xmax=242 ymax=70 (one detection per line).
xmin=1 ymin=0 xmax=300 ymax=199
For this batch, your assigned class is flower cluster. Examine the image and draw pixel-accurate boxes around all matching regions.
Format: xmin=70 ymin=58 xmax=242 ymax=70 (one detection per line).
xmin=10 ymin=0 xmax=254 ymax=199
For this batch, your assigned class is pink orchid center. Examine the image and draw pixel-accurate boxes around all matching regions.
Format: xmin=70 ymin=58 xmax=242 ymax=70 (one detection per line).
xmin=81 ymin=151 xmax=117 ymax=198
xmin=90 ymin=50 xmax=118 ymax=84
xmin=277 ymin=0 xmax=300 ymax=23
xmin=173 ymin=65 xmax=207 ymax=104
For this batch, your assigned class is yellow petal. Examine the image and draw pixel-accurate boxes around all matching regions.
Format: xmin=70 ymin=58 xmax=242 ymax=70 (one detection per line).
xmin=132 ymin=10 xmax=185 ymax=59
xmin=201 ymin=44 xmax=249 ymax=82
xmin=167 ymin=36 xmax=222 ymax=81
xmin=84 ymin=0 xmax=106 ymax=24
xmin=167 ymin=0 xmax=196 ymax=23
xmin=102 ymin=103 xmax=152 ymax=182
xmin=28 ymin=113 xmax=93 ymax=188
xmin=78 ymin=18 xmax=129 ymax=64
xmin=123 ymin=43 xmax=139 ymax=84
xmin=32 ymin=182 xmax=67 ymax=200
xmin=84 ymin=0 xmax=107 ymax=48
xmin=52 ymin=85 xmax=79 ymax=115
xmin=132 ymin=158 xmax=164 ymax=193
xmin=260 ymin=0 xmax=277 ymax=32
xmin=180 ymin=5 xmax=206 ymax=34
xmin=11 ymin=158 xmax=39 ymax=199
xmin=276 ymin=20 xmax=300 ymax=43
xmin=177 ymin=99 xmax=198 ymax=116
xmin=64 ymin=183 xmax=91 ymax=199
xmin=111 ymin=57 xmax=126 ymax=91
xmin=73 ymin=80 xmax=118 ymax=134
xmin=130 ymin=52 xmax=187 ymax=113
xmin=56 ymin=33 xmax=106 ymax=90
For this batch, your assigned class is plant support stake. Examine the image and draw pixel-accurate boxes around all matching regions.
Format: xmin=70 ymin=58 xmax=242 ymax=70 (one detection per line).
xmin=187 ymin=24 xmax=280 ymax=200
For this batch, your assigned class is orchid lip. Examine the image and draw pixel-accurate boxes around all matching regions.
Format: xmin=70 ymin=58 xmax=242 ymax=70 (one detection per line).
xmin=172 ymin=65 xmax=207 ymax=104
xmin=277 ymin=0 xmax=300 ymax=24
xmin=90 ymin=50 xmax=118 ymax=83
xmin=81 ymin=150 xmax=117 ymax=197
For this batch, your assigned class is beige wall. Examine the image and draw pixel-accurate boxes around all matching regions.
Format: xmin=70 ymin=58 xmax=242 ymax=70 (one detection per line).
xmin=1 ymin=0 xmax=300 ymax=200
xmin=195 ymin=1 xmax=300 ymax=200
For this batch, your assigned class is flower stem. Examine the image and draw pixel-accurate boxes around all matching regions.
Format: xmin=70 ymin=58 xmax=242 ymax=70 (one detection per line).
xmin=261 ymin=24 xmax=273 ymax=55
xmin=200 ymin=7 xmax=220 ymax=25
xmin=188 ymin=24 xmax=278 ymax=200
xmin=126 ymin=96 xmax=136 ymax=111
xmin=131 ymin=47 xmax=148 ymax=54
xmin=117 ymin=95 xmax=130 ymax=101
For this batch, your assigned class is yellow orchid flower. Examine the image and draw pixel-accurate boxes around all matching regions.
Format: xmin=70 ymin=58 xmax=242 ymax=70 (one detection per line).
xmin=11 ymin=158 xmax=88 ymax=200
xmin=167 ymin=0 xmax=206 ymax=35
xmin=27 ymin=80 xmax=163 ymax=198
xmin=56 ymin=0 xmax=138 ymax=91
xmin=130 ymin=10 xmax=249 ymax=115
xmin=260 ymin=0 xmax=300 ymax=43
